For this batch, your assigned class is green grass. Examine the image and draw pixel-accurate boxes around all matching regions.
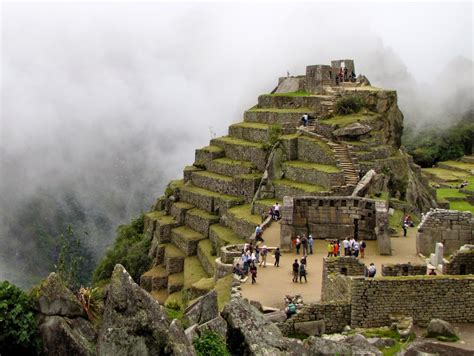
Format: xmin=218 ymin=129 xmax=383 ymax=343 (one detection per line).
xmin=298 ymin=136 xmax=334 ymax=155
xmin=462 ymin=176 xmax=474 ymax=192
xmin=172 ymin=201 xmax=195 ymax=210
xmin=200 ymin=145 xmax=224 ymax=153
xmin=436 ymin=188 xmax=467 ymax=200
xmin=436 ymin=335 xmax=460 ymax=342
xmin=198 ymin=239 xmax=217 ymax=261
xmin=184 ymin=256 xmax=209 ymax=289
xmin=230 ymin=122 xmax=270 ymax=130
xmin=145 ymin=211 xmax=176 ymax=225
xmin=211 ymin=157 xmax=255 ymax=168
xmin=165 ymin=306 xmax=183 ymax=320
xmin=439 ymin=160 xmax=474 ymax=172
xmin=382 ymin=341 xmax=404 ymax=356
xmin=193 ymin=170 xmax=233 ymax=182
xmin=228 ymin=204 xmax=262 ymax=225
xmin=210 ymin=224 xmax=243 ymax=245
xmin=449 ymin=201 xmax=474 ymax=214
xmin=237 ymin=172 xmax=263 ymax=180
xmin=389 ymin=209 xmax=420 ymax=231
xmin=362 ymin=327 xmax=400 ymax=340
xmin=255 ymin=199 xmax=283 ymax=208
xmin=213 ymin=136 xmax=265 ymax=148
xmin=284 ymin=160 xmax=341 ymax=173
xmin=181 ymin=184 xmax=243 ymax=202
xmin=169 ymin=179 xmax=185 ymax=190
xmin=141 ymin=265 xmax=168 ymax=278
xmin=168 ymin=272 xmax=184 ymax=287
xmin=172 ymin=226 xmax=205 ymax=241
xmin=162 ymin=243 xmax=186 ymax=258
xmin=247 ymin=107 xmax=312 ymax=113
xmin=422 ymin=168 xmax=468 ymax=182
xmin=268 ymin=90 xmax=311 ymax=97
xmin=370 ymin=191 xmax=389 ymax=201
xmin=280 ymin=133 xmax=301 ymax=141
xmin=186 ymin=208 xmax=220 ymax=221
xmin=191 ymin=277 xmax=215 ymax=292
xmin=273 ymin=179 xmax=327 ymax=193
xmin=322 ymin=112 xmax=377 ymax=127
xmin=215 ymin=274 xmax=233 ymax=311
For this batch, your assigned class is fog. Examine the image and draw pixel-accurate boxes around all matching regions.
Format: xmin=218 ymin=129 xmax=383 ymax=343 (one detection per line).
xmin=1 ymin=2 xmax=472 ymax=286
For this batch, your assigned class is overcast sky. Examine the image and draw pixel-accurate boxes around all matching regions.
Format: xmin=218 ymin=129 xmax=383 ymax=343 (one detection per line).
xmin=0 ymin=1 xmax=472 ymax=284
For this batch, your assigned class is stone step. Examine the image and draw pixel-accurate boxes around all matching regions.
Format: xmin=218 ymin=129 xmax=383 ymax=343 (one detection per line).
xmin=206 ymin=157 xmax=257 ymax=176
xmin=244 ymin=107 xmax=317 ymax=127
xmin=183 ymin=256 xmax=211 ymax=289
xmin=140 ymin=266 xmax=169 ymax=293
xmin=184 ymin=207 xmax=220 ymax=237
xmin=163 ymin=243 xmax=186 ymax=274
xmin=210 ymin=136 xmax=268 ymax=170
xmin=226 ymin=204 xmax=266 ymax=239
xmin=229 ymin=122 xmax=273 ymax=143
xmin=144 ymin=211 xmax=180 ymax=243
xmin=197 ymin=239 xmax=217 ymax=276
xmin=183 ymin=165 xmax=203 ymax=183
xmin=167 ymin=272 xmax=184 ymax=294
xmin=194 ymin=145 xmax=225 ymax=167
xmin=256 ymin=94 xmax=333 ymax=110
xmin=171 ymin=226 xmax=207 ymax=256
xmin=170 ymin=201 xmax=195 ymax=225
xmin=282 ymin=160 xmax=344 ymax=188
xmin=273 ymin=178 xmax=330 ymax=200
xmin=209 ymin=223 xmax=244 ymax=254
xmin=180 ymin=184 xmax=244 ymax=215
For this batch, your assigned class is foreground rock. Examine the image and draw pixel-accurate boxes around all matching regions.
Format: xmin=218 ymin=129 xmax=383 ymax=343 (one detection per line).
xmin=303 ymin=336 xmax=354 ymax=355
xmin=401 ymin=340 xmax=472 ymax=356
xmin=184 ymin=289 xmax=219 ymax=325
xmin=333 ymin=122 xmax=372 ymax=137
xmin=222 ymin=297 xmax=306 ymax=355
xmin=426 ymin=318 xmax=459 ymax=340
xmin=98 ymin=264 xmax=195 ymax=355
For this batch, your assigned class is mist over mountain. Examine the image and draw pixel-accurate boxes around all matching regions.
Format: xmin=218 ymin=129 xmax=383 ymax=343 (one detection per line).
xmin=1 ymin=2 xmax=472 ymax=288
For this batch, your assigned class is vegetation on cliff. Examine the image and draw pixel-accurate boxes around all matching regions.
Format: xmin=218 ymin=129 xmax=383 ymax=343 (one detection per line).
xmin=92 ymin=214 xmax=151 ymax=285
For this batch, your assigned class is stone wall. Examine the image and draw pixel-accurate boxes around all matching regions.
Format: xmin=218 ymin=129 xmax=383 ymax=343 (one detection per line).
xmin=443 ymin=245 xmax=474 ymax=275
xmin=350 ymin=276 xmax=474 ymax=328
xmin=306 ymin=65 xmax=333 ymax=93
xmin=416 ymin=209 xmax=474 ymax=255
xmin=280 ymin=197 xmax=386 ymax=248
xmin=321 ymin=257 xmax=365 ymax=302
xmin=381 ymin=263 xmax=427 ymax=276
xmin=278 ymin=301 xmax=351 ymax=335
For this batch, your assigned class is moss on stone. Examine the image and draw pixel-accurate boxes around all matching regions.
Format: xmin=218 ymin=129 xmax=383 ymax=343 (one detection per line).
xmin=181 ymin=184 xmax=242 ymax=202
xmin=200 ymin=145 xmax=224 ymax=153
xmin=172 ymin=201 xmax=195 ymax=210
xmin=280 ymin=133 xmax=301 ymax=140
xmin=213 ymin=136 xmax=265 ymax=149
xmin=237 ymin=172 xmax=263 ymax=180
xmin=284 ymin=160 xmax=341 ymax=173
xmin=191 ymin=277 xmax=215 ymax=291
xmin=169 ymin=179 xmax=185 ymax=190
xmin=248 ymin=107 xmax=312 ymax=113
xmin=230 ymin=122 xmax=271 ymax=130
xmin=162 ymin=243 xmax=186 ymax=259
xmin=215 ymin=274 xmax=233 ymax=311
xmin=183 ymin=256 xmax=209 ymax=289
xmin=172 ymin=226 xmax=205 ymax=241
xmin=268 ymin=90 xmax=311 ymax=97
xmin=210 ymin=224 xmax=243 ymax=245
xmin=297 ymin=136 xmax=334 ymax=155
xmin=141 ymin=266 xmax=168 ymax=278
xmin=150 ymin=289 xmax=168 ymax=304
xmin=186 ymin=208 xmax=220 ymax=221
xmin=193 ymin=170 xmax=233 ymax=181
xmin=228 ymin=204 xmax=262 ymax=225
xmin=168 ymin=272 xmax=184 ymax=287
xmin=273 ymin=179 xmax=326 ymax=193
xmin=211 ymin=157 xmax=255 ymax=168
xmin=198 ymin=239 xmax=216 ymax=265
xmin=145 ymin=211 xmax=176 ymax=225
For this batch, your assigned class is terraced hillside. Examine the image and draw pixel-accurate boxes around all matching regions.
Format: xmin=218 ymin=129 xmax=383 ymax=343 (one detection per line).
xmin=422 ymin=156 xmax=474 ymax=214
xmin=139 ymin=77 xmax=432 ymax=306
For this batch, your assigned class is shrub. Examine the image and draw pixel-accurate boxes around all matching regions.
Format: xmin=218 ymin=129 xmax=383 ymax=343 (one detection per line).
xmin=335 ymin=95 xmax=365 ymax=115
xmin=0 ymin=281 xmax=40 ymax=354
xmin=193 ymin=331 xmax=230 ymax=356
xmin=92 ymin=214 xmax=150 ymax=285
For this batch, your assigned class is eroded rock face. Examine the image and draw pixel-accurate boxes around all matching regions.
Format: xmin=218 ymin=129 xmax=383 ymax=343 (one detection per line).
xmin=222 ymin=297 xmax=306 ymax=355
xmin=333 ymin=123 xmax=373 ymax=137
xmin=39 ymin=316 xmax=97 ymax=356
xmin=167 ymin=319 xmax=196 ymax=356
xmin=196 ymin=316 xmax=228 ymax=340
xmin=35 ymin=272 xmax=84 ymax=317
xmin=183 ymin=289 xmax=219 ymax=325
xmin=344 ymin=334 xmax=382 ymax=355
xmin=303 ymin=336 xmax=353 ymax=355
xmin=97 ymin=264 xmax=171 ymax=355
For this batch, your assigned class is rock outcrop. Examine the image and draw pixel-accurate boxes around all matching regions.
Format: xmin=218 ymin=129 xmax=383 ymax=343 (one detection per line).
xmin=426 ymin=318 xmax=459 ymax=340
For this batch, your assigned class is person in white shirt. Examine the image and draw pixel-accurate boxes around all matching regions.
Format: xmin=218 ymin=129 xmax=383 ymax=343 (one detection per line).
xmin=273 ymin=202 xmax=281 ymax=220
xmin=343 ymin=237 xmax=350 ymax=256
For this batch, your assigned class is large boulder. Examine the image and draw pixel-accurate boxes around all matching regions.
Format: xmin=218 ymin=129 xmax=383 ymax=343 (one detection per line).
xmin=333 ymin=123 xmax=372 ymax=137
xmin=34 ymin=272 xmax=84 ymax=317
xmin=222 ymin=297 xmax=306 ymax=355
xmin=197 ymin=316 xmax=228 ymax=340
xmin=167 ymin=319 xmax=196 ymax=355
xmin=184 ymin=290 xmax=219 ymax=325
xmin=38 ymin=316 xmax=97 ymax=356
xmin=263 ymin=310 xmax=287 ymax=323
xmin=294 ymin=320 xmax=326 ymax=336
xmin=344 ymin=334 xmax=382 ymax=355
xmin=401 ymin=340 xmax=472 ymax=356
xmin=303 ymin=336 xmax=353 ymax=355
xmin=426 ymin=318 xmax=459 ymax=340
xmin=97 ymin=264 xmax=171 ymax=355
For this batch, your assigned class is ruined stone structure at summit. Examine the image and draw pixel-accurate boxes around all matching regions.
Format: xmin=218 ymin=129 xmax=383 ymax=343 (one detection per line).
xmin=139 ymin=60 xmax=437 ymax=305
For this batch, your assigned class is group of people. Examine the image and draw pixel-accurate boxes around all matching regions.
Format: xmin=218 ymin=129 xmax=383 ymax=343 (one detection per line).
xmin=292 ymin=257 xmax=308 ymax=283
xmin=234 ymin=242 xmax=283 ymax=284
xmin=293 ymin=234 xmax=314 ymax=255
xmin=335 ymin=66 xmax=356 ymax=85
xmin=326 ymin=237 xmax=366 ymax=258
xmin=268 ymin=202 xmax=281 ymax=221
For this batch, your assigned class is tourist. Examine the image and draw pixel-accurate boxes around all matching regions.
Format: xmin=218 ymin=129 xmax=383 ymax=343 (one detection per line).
xmin=242 ymin=252 xmax=250 ymax=275
xmin=274 ymin=247 xmax=281 ymax=267
xmin=402 ymin=222 xmax=408 ymax=237
xmin=349 ymin=236 xmax=356 ymax=252
xmin=255 ymin=245 xmax=260 ymax=263
xmin=301 ymin=255 xmax=307 ymax=267
xmin=268 ymin=206 xmax=276 ymax=220
xmin=335 ymin=75 xmax=340 ymax=86
xmin=296 ymin=236 xmax=301 ymax=254
xmin=286 ymin=302 xmax=297 ymax=318
xmin=309 ymin=234 xmax=314 ymax=254
xmin=344 ymin=67 xmax=348 ymax=81
xmin=292 ymin=259 xmax=299 ymax=282
xmin=343 ymin=237 xmax=350 ymax=256
xmin=273 ymin=202 xmax=281 ymax=220
xmin=255 ymin=225 xmax=264 ymax=242
xmin=367 ymin=263 xmax=376 ymax=277
xmin=250 ymin=262 xmax=257 ymax=284
xmin=350 ymin=71 xmax=356 ymax=82
xmin=327 ymin=241 xmax=334 ymax=257
xmin=299 ymin=262 xmax=307 ymax=283
xmin=260 ymin=245 xmax=268 ymax=267
xmin=301 ymin=113 xmax=309 ymax=127
xmin=292 ymin=237 xmax=297 ymax=253
xmin=460 ymin=180 xmax=469 ymax=189
xmin=360 ymin=239 xmax=366 ymax=258
xmin=302 ymin=234 xmax=309 ymax=255
xmin=233 ymin=263 xmax=245 ymax=279
xmin=333 ymin=241 xmax=339 ymax=257
xmin=353 ymin=241 xmax=360 ymax=258
xmin=428 ymin=268 xmax=437 ymax=276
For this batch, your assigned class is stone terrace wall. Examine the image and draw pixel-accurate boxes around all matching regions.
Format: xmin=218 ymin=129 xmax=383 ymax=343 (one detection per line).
xmin=350 ymin=276 xmax=474 ymax=328
xmin=443 ymin=245 xmax=474 ymax=275
xmin=278 ymin=301 xmax=351 ymax=335
xmin=281 ymin=197 xmax=381 ymax=244
xmin=321 ymin=257 xmax=365 ymax=302
xmin=381 ymin=263 xmax=427 ymax=277
xmin=416 ymin=209 xmax=474 ymax=256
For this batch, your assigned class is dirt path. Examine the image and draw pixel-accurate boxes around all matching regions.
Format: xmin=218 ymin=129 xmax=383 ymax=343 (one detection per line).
xmin=241 ymin=222 xmax=422 ymax=309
